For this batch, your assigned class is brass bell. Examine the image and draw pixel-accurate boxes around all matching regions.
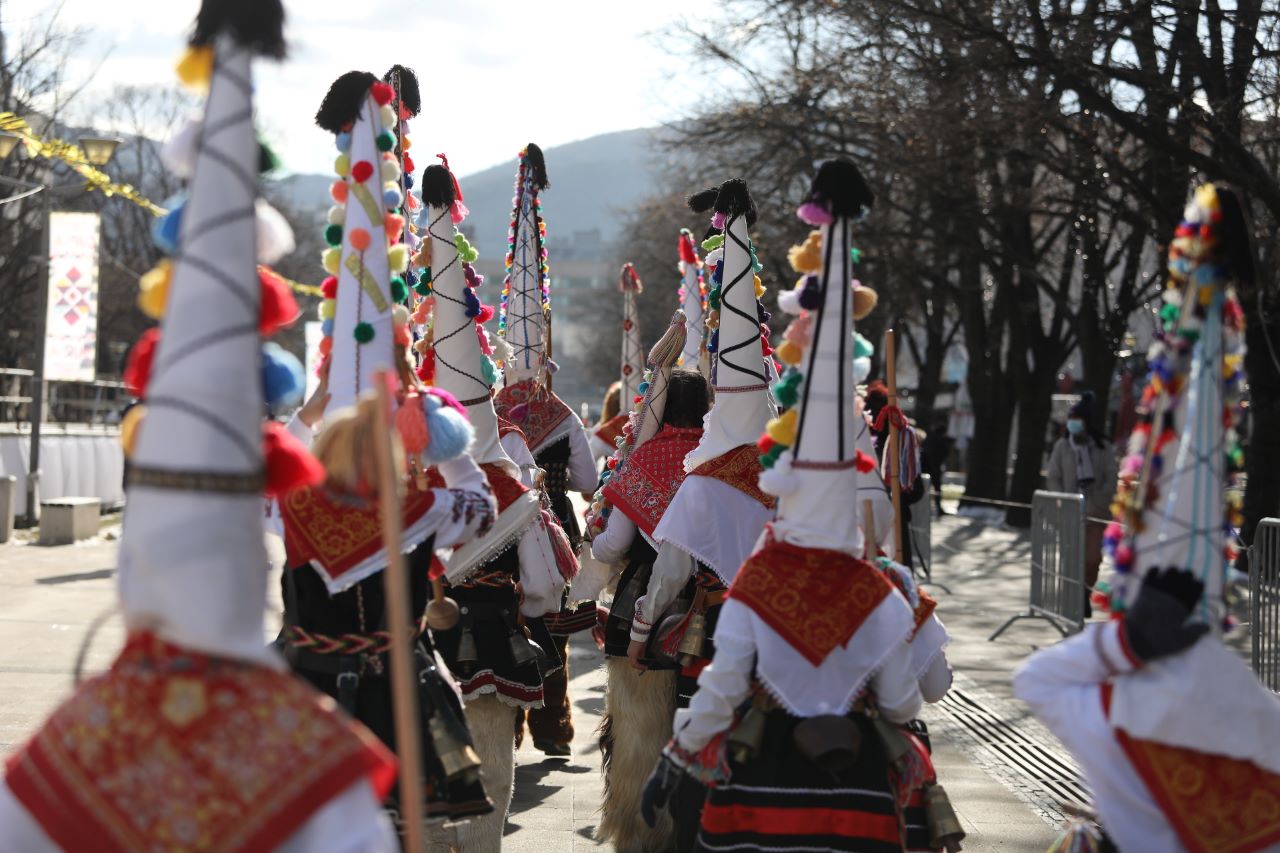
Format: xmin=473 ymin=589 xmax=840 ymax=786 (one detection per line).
xmin=677 ymin=611 xmax=707 ymax=666
xmin=428 ymin=714 xmax=482 ymax=785
xmin=726 ymin=706 xmax=767 ymax=764
xmin=455 ymin=609 xmax=478 ymax=668
xmin=924 ymin=782 xmax=966 ymax=852
xmin=425 ymin=595 xmax=460 ymax=631
xmin=508 ymin=625 xmax=539 ymax=668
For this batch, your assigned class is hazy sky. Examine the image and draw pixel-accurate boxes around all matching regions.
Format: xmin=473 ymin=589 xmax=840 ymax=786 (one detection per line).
xmin=9 ymin=0 xmax=716 ymax=178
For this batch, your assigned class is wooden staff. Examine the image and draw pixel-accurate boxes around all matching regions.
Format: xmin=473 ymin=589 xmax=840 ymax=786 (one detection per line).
xmin=886 ymin=328 xmax=904 ymax=562
xmin=371 ymin=373 xmax=426 ymax=851
xmin=863 ymin=499 xmax=878 ymax=561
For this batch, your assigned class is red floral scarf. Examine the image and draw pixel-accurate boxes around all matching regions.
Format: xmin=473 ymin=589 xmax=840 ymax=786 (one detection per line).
xmin=494 ymin=378 xmax=575 ymax=454
xmin=603 ymin=426 xmax=703 ymax=536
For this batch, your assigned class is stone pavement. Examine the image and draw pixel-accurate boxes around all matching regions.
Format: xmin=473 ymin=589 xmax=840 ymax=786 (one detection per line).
xmin=0 ymin=512 xmax=1078 ymax=851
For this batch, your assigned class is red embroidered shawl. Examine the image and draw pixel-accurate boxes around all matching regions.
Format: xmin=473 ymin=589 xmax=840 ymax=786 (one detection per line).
xmin=690 ymin=443 xmax=777 ymax=510
xmin=602 ymin=426 xmax=703 ymax=536
xmin=494 ymin=378 xmax=575 ymax=454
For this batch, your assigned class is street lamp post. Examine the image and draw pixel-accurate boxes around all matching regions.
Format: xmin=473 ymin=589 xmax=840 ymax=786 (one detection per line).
xmin=0 ymin=131 xmax=121 ymax=524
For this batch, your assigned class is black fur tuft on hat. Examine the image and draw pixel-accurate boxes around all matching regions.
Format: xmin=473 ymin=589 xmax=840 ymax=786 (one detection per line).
xmin=687 ymin=187 xmax=720 ymax=214
xmin=383 ymin=65 xmax=420 ymax=117
xmin=191 ymin=0 xmax=286 ymax=58
xmin=806 ymin=159 xmax=875 ymax=219
xmin=421 ymin=164 xmax=457 ymax=209
xmin=524 ymin=143 xmax=549 ymax=191
xmin=712 ymin=178 xmax=757 ymax=226
xmin=315 ymin=71 xmax=378 ymax=133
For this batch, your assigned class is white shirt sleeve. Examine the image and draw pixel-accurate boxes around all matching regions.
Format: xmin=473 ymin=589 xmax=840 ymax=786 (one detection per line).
xmin=631 ymin=542 xmax=697 ymax=641
xmin=870 ymin=641 xmax=924 ymax=724
xmin=1013 ymin=622 xmax=1190 ymax=853
xmin=500 ymin=432 xmax=539 ymax=489
xmin=516 ymin=517 xmax=567 ymax=618
xmin=918 ymin=652 xmax=953 ymax=703
xmin=278 ymin=779 xmax=399 ymax=853
xmin=285 ymin=412 xmax=315 ymax=448
xmin=427 ymin=454 xmax=499 ymax=548
xmin=567 ymin=424 xmax=600 ymax=492
xmin=671 ymin=600 xmax=756 ymax=754
xmin=590 ymin=510 xmax=637 ymax=564
xmin=589 ymin=431 xmax=615 ymax=464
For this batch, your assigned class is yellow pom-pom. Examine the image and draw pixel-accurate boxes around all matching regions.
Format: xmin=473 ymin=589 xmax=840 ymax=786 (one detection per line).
xmin=175 ymin=45 xmax=214 ymax=90
xmin=766 ymin=409 xmax=798 ymax=447
xmin=853 ymin=286 xmax=878 ymax=320
xmin=120 ymin=404 xmax=146 ymax=458
xmin=137 ymin=260 xmax=172 ymax=320
xmin=388 ymin=245 xmax=409 ymax=273
xmin=322 ymin=247 xmax=341 ymax=275
xmin=776 ymin=340 xmax=803 ymax=366
xmin=788 ymin=230 xmax=823 ymax=274
xmin=319 ymin=299 xmax=336 ymax=321
xmin=334 ymin=154 xmax=350 ymax=178
xmin=754 ymin=275 xmax=765 ymax=298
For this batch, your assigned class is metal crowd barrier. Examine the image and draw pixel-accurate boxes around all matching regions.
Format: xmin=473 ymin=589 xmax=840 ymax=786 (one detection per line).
xmin=990 ymin=490 xmax=1086 ymax=640
xmin=1251 ymin=517 xmax=1280 ymax=691
xmin=909 ymin=474 xmax=950 ymax=592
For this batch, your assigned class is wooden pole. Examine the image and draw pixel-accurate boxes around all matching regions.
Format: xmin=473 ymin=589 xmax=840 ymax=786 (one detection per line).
xmin=886 ymin=329 xmax=904 ymax=563
xmin=863 ymin=498 xmax=878 ymax=561
xmin=371 ymin=374 xmax=426 ymax=851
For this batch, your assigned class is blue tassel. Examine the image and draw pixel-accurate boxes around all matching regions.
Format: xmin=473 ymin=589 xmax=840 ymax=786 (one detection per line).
xmin=464 ymin=289 xmax=481 ymax=318
xmin=383 ymin=186 xmax=402 ymax=208
xmin=708 ymin=328 xmax=720 ymax=353
xmin=261 ymin=342 xmax=304 ymax=409
xmin=404 ymin=173 xmax=414 ymax=190
xmin=151 ymin=195 xmax=186 ymax=254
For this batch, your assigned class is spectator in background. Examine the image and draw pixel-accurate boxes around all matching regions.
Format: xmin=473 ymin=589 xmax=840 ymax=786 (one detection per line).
xmin=919 ymin=415 xmax=952 ymax=515
xmin=1046 ymin=391 xmax=1118 ymax=616
xmin=864 ymin=381 xmax=925 ymax=568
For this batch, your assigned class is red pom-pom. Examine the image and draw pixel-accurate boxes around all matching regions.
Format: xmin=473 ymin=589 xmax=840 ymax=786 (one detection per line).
xmin=352 ymin=160 xmax=374 ymax=183
xmin=124 ymin=329 xmax=160 ymax=397
xmin=678 ymin=233 xmax=698 ymax=265
xmin=633 ymin=395 xmax=643 ymax=404
xmin=321 ymin=276 xmax=339 ymax=299
xmin=370 ymin=82 xmax=395 ymax=106
xmin=259 ymin=267 xmax=300 ymax=335
xmin=417 ymin=348 xmax=436 ymax=383
xmin=476 ymin=304 xmax=495 ymax=323
xmin=607 ymin=457 xmax=618 ymax=469
xmin=263 ymin=421 xmax=325 ymax=498
xmin=854 ymin=449 xmax=876 ymax=473
xmin=403 ymin=153 xmax=415 ymax=174
xmin=757 ymin=435 xmax=777 ymax=453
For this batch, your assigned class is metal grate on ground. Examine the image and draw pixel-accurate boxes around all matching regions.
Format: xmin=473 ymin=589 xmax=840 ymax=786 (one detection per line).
xmin=923 ymin=671 xmax=1089 ymax=828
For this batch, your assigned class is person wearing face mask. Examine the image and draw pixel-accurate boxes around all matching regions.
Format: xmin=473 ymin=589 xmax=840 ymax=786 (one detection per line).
xmin=1046 ymin=391 xmax=1118 ymax=614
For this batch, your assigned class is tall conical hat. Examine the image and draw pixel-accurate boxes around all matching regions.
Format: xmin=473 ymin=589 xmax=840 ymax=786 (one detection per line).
xmin=381 ymin=64 xmax=422 ymax=299
xmin=676 ymin=228 xmax=710 ymax=377
xmin=759 ymin=160 xmax=877 ymax=555
xmin=619 ymin=263 xmax=645 ymax=406
xmin=499 ymin=143 xmax=550 ymax=383
xmin=584 ymin=310 xmax=687 ymax=540
xmin=117 ymin=0 xmax=317 ymax=667
xmin=1100 ymin=183 xmax=1248 ymax=624
xmin=683 ymin=179 xmax=777 ymax=471
xmin=418 ymin=163 xmax=518 ymax=476
xmin=492 ymin=144 xmax=578 ymax=455
xmin=313 ymin=70 xmax=409 ymax=412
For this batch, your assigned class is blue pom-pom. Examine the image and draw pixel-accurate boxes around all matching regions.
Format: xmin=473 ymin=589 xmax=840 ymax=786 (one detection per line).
xmin=383 ymin=186 xmax=402 ymax=208
xmin=404 ymin=173 xmax=414 ymax=190
xmin=321 ymin=319 xmax=334 ymax=337
xmin=405 ymin=269 xmax=418 ymax=287
xmin=335 ymin=132 xmax=352 ymax=153
xmin=480 ymin=355 xmax=501 ymax=386
xmin=261 ymin=342 xmax=305 ymax=409
xmin=708 ymin=329 xmax=720 ymax=353
xmin=464 ymin=289 xmax=481 ymax=318
xmin=151 ymin=196 xmax=186 ymax=254
xmin=422 ymin=394 xmax=475 ymax=463
xmin=638 ymin=381 xmax=650 ymax=394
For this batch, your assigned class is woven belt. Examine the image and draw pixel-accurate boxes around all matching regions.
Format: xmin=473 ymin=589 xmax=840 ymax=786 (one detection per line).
xmin=453 ymin=567 xmax=517 ymax=590
xmin=284 ymin=624 xmax=419 ymax=656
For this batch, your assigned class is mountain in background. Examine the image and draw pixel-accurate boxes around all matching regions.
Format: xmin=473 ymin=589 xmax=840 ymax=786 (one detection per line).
xmin=270 ymin=126 xmax=685 ymax=262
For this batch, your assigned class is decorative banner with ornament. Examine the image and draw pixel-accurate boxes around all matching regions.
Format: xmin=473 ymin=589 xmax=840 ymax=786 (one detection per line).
xmin=44 ymin=211 xmax=101 ymax=382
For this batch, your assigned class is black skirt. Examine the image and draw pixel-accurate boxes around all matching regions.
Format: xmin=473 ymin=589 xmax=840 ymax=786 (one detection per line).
xmin=282 ymin=538 xmax=492 ymax=822
xmin=696 ymin=709 xmax=903 ymax=853
xmin=434 ymin=545 xmax=548 ymax=708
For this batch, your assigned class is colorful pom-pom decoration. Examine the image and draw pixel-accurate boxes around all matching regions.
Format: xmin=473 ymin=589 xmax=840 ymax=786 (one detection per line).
xmin=138 ymin=260 xmax=173 ymax=320
xmin=353 ymin=321 xmax=375 ymax=344
xmin=351 ymin=161 xmax=374 ymax=183
xmin=324 ymin=224 xmax=343 ymax=247
xmin=349 ymin=228 xmax=371 ymax=252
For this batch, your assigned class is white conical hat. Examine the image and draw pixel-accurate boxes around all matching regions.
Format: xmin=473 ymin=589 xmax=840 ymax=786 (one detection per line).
xmin=676 ymin=229 xmax=710 ymax=378
xmin=684 ymin=180 xmax=777 ymax=471
xmin=500 ymin=144 xmax=550 ymax=384
xmin=762 ymin=160 xmax=876 ymax=555
xmin=118 ymin=21 xmax=285 ymax=667
xmin=619 ymin=263 xmax=645 ymax=406
xmin=315 ymin=72 xmax=403 ymax=412
xmin=419 ymin=163 xmax=517 ymax=475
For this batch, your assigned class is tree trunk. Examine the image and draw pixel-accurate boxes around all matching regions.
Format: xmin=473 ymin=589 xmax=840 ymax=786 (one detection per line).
xmin=1239 ymin=287 xmax=1280 ymax=573
xmin=1005 ymin=374 xmax=1055 ymax=527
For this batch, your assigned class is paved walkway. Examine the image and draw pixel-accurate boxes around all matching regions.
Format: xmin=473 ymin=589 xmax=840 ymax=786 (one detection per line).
xmin=0 ymin=513 xmax=1073 ymax=851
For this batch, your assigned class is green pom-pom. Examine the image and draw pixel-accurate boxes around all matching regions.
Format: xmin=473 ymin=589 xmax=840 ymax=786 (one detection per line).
xmin=376 ymin=131 xmax=396 ymax=152
xmin=481 ymin=355 xmax=500 ymax=385
xmin=353 ymin=322 xmax=375 ymax=344
xmin=702 ymin=234 xmax=724 ymax=252
xmin=709 ymin=286 xmax=722 ymax=311
xmin=414 ymin=279 xmax=432 ymax=296
xmin=324 ymin=224 xmax=343 ymax=247
xmin=258 ymin=139 xmax=281 ymax=173
xmin=760 ymin=444 xmax=786 ymax=468
xmin=1159 ymin=302 xmax=1180 ymax=325
xmin=850 ymin=247 xmax=864 ymax=264
xmin=773 ymin=371 xmax=803 ymax=409
xmin=854 ymin=333 xmax=874 ymax=359
xmin=390 ymin=276 xmax=407 ymax=302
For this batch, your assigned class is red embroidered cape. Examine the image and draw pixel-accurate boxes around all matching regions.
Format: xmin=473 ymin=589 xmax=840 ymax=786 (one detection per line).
xmin=423 ymin=462 xmax=530 ymax=580
xmin=1101 ymin=684 xmax=1280 ymax=853
xmin=729 ymin=535 xmax=894 ymax=666
xmin=594 ymin=414 xmax=629 ymax=449
xmin=283 ymin=463 xmax=524 ymax=583
xmin=690 ymin=443 xmax=777 ymax=510
xmin=496 ymin=416 xmax=527 ymax=443
xmin=494 ymin=378 xmax=575 ymax=454
xmin=6 ymin=633 xmax=395 ymax=853
xmin=602 ymin=426 xmax=703 ymax=536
